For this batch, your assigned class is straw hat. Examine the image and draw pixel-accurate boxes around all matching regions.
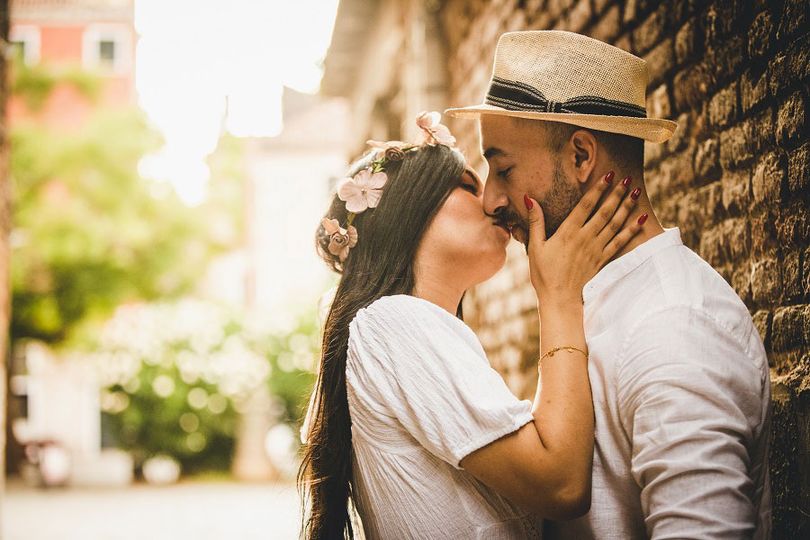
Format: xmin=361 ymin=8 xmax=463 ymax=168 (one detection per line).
xmin=445 ymin=30 xmax=678 ymax=143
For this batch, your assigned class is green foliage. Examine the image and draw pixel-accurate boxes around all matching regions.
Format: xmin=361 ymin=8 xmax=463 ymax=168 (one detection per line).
xmin=104 ymin=364 xmax=238 ymax=474
xmin=95 ymin=300 xmax=319 ymax=474
xmin=10 ymin=108 xmax=222 ymax=344
xmin=11 ymin=61 xmax=101 ymax=110
xmin=262 ymin=313 xmax=320 ymax=427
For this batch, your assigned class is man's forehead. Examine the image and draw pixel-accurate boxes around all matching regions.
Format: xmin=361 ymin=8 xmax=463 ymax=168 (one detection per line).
xmin=480 ymin=115 xmax=530 ymax=158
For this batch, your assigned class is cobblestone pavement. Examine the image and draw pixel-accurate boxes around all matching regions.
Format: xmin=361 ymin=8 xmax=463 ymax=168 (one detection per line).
xmin=2 ymin=480 xmax=301 ymax=540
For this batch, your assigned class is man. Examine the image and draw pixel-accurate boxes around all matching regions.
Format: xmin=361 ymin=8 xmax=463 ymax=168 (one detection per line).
xmin=446 ymin=30 xmax=772 ymax=539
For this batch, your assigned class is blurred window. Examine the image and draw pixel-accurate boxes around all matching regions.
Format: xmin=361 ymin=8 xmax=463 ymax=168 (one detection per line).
xmin=9 ymin=25 xmax=41 ymax=65
xmin=83 ymin=25 xmax=130 ymax=74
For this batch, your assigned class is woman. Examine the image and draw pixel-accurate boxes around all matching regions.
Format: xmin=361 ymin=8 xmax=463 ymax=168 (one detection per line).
xmin=299 ymin=112 xmax=642 ymax=539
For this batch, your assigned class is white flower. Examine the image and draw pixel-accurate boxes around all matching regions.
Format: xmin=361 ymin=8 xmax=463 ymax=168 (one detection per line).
xmin=337 ymin=169 xmax=388 ymax=213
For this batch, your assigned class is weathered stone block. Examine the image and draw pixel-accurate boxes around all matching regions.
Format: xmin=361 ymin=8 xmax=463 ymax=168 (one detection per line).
xmin=647 ymin=84 xmax=671 ymax=120
xmin=776 ymin=91 xmax=806 ymax=147
xmin=804 ymin=247 xmax=810 ymax=297
xmin=750 ymin=209 xmax=778 ymax=257
xmin=633 ymin=5 xmax=666 ymax=54
xmin=740 ymin=66 xmax=769 ymax=113
xmin=659 ymin=148 xmax=697 ymax=192
xmin=592 ymin=0 xmax=611 ymax=17
xmin=769 ymin=35 xmax=810 ymax=97
xmin=706 ymin=35 xmax=745 ymax=87
xmin=787 ymin=141 xmax=810 ymax=196
xmin=747 ymin=9 xmax=774 ymax=60
xmin=702 ymin=0 xmax=750 ymax=47
xmin=775 ymin=0 xmax=808 ymax=42
xmin=567 ymin=0 xmax=592 ymax=33
xmin=732 ymin=263 xmax=752 ymax=303
xmin=783 ymin=250 xmax=802 ymax=301
xmin=708 ymin=82 xmax=739 ymax=128
xmin=695 ymin=137 xmax=721 ymax=181
xmin=752 ymin=309 xmax=772 ymax=350
xmin=724 ymin=217 xmax=752 ymax=260
xmin=775 ymin=203 xmax=810 ymax=250
xmin=721 ymin=168 xmax=751 ymax=213
xmin=751 ymin=255 xmax=783 ymax=305
xmin=675 ymin=18 xmax=702 ymax=65
xmin=700 ymin=226 xmax=725 ymax=266
xmin=589 ymin=4 xmax=620 ymax=43
xmin=644 ymin=38 xmax=675 ymax=87
xmin=720 ymin=118 xmax=755 ymax=169
xmin=752 ymin=150 xmax=787 ymax=205
xmin=673 ymin=63 xmax=712 ymax=112
xmin=772 ymin=304 xmax=810 ymax=352
xmin=667 ymin=112 xmax=691 ymax=153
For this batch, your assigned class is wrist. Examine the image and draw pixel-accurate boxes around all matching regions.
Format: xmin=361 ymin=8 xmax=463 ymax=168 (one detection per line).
xmin=537 ymin=292 xmax=583 ymax=312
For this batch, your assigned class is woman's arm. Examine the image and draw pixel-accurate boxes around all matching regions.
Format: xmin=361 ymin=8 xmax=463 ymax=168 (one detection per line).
xmin=460 ymin=172 xmax=644 ymax=519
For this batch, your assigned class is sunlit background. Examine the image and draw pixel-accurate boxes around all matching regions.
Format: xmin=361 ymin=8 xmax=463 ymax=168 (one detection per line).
xmin=4 ymin=0 xmax=344 ymax=537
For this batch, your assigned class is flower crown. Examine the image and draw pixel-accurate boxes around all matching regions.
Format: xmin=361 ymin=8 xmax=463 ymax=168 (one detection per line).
xmin=321 ymin=111 xmax=457 ymax=263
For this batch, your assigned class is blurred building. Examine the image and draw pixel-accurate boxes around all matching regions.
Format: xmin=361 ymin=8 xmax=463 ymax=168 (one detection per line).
xmin=243 ymin=87 xmax=349 ymax=321
xmin=204 ymin=87 xmax=350 ymax=480
xmin=5 ymin=0 xmax=136 ymax=485
xmin=323 ymin=0 xmax=810 ymax=534
xmin=8 ymin=0 xmax=135 ymax=128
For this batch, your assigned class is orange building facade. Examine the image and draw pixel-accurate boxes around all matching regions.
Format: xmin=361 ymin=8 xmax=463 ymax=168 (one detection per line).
xmin=8 ymin=0 xmax=136 ymax=128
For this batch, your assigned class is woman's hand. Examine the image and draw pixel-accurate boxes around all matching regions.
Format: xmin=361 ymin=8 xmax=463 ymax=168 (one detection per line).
xmin=524 ymin=171 xmax=645 ymax=304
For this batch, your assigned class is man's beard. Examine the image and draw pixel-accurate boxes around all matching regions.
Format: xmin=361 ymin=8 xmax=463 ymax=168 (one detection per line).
xmin=539 ymin=160 xmax=582 ymax=237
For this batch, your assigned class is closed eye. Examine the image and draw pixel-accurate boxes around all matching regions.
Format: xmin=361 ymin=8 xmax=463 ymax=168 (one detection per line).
xmin=459 ymin=182 xmax=478 ymax=195
xmin=497 ymin=166 xmax=513 ymax=180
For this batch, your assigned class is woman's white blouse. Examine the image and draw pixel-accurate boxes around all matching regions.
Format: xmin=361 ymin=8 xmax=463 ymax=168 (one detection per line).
xmin=345 ymin=294 xmax=538 ymax=539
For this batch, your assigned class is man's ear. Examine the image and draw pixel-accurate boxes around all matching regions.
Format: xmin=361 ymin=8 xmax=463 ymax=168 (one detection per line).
xmin=569 ymin=130 xmax=598 ymax=185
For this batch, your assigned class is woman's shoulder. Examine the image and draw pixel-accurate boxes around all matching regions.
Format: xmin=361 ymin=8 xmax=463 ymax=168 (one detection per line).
xmin=349 ymin=294 xmax=478 ymax=352
xmin=364 ymin=294 xmax=444 ymax=316
xmin=353 ymin=294 xmax=457 ymax=330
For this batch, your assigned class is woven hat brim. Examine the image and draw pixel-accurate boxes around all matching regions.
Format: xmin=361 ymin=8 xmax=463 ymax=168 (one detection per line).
xmin=445 ymin=104 xmax=678 ymax=143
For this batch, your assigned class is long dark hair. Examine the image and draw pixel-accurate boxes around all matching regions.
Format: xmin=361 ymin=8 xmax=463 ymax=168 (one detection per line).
xmin=298 ymin=144 xmax=466 ymax=539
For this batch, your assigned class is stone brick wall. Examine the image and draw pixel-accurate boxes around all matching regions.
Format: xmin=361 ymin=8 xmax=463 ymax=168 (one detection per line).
xmin=439 ymin=0 xmax=808 ymax=535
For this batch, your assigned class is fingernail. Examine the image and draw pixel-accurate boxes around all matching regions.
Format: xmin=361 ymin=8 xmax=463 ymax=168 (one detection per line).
xmin=622 ymin=176 xmax=632 ymax=188
xmin=523 ymin=194 xmax=533 ymax=210
xmin=638 ymin=212 xmax=648 ymax=225
xmin=631 ymin=187 xmax=641 ymax=200
xmin=604 ymin=171 xmax=615 ymax=184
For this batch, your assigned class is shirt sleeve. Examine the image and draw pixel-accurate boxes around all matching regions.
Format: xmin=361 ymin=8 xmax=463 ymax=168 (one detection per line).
xmin=616 ymin=305 xmax=767 ymax=539
xmin=347 ymin=296 xmax=534 ymax=469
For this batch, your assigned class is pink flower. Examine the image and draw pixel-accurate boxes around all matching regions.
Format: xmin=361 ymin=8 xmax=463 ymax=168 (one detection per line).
xmin=337 ymin=169 xmax=387 ymax=213
xmin=416 ymin=111 xmax=456 ymax=146
xmin=321 ymin=218 xmax=358 ymax=262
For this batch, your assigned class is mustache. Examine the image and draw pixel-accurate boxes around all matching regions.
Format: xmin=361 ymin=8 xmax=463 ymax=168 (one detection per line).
xmin=490 ymin=208 xmax=525 ymax=229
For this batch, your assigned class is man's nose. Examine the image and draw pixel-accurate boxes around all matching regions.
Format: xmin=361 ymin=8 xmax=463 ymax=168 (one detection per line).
xmin=482 ymin=176 xmax=508 ymax=217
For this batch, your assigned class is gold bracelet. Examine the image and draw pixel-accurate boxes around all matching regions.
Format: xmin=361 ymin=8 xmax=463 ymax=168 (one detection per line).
xmin=538 ymin=346 xmax=588 ymax=363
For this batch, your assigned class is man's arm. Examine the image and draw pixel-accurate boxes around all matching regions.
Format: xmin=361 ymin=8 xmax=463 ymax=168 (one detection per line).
xmin=617 ymin=306 xmax=767 ymax=539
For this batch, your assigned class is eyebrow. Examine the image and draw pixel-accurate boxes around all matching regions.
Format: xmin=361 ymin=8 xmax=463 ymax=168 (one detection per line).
xmin=483 ymin=147 xmax=505 ymax=160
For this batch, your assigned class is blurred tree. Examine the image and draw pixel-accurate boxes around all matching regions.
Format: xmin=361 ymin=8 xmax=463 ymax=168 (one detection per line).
xmin=1 ymin=0 xmax=11 ymax=508
xmin=9 ymin=67 xmax=227 ymax=345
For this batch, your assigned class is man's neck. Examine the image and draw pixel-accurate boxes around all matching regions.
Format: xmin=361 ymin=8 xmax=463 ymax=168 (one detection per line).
xmin=610 ymin=198 xmax=665 ymax=262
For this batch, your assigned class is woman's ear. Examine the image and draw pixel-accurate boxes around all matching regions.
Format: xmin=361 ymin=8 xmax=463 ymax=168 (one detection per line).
xmin=570 ymin=130 xmax=598 ymax=185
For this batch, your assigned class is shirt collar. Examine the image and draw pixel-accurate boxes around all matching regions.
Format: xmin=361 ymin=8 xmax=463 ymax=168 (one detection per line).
xmin=583 ymin=227 xmax=683 ymax=304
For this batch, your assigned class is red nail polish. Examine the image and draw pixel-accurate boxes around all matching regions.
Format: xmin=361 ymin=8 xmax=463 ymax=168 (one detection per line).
xmin=604 ymin=171 xmax=615 ymax=184
xmin=631 ymin=187 xmax=641 ymax=200
xmin=638 ymin=212 xmax=648 ymax=225
xmin=622 ymin=176 xmax=632 ymax=188
xmin=524 ymin=194 xmax=533 ymax=210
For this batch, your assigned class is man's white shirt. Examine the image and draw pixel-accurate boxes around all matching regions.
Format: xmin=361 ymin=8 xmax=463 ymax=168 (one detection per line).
xmin=545 ymin=228 xmax=772 ymax=539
